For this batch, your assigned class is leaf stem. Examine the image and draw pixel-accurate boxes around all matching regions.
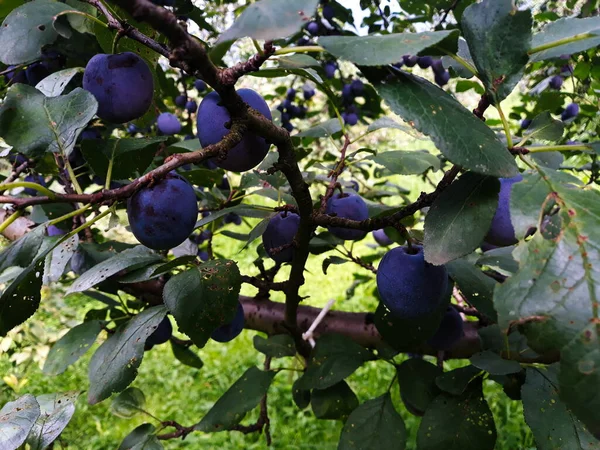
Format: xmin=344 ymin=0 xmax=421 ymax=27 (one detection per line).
xmin=528 ymin=32 xmax=597 ymax=55
xmin=0 ymin=182 xmax=57 ymax=198
xmin=48 ymin=204 xmax=92 ymax=227
xmin=273 ymin=46 xmax=326 ymax=56
xmin=435 ymin=46 xmax=477 ymax=76
xmin=527 ymin=144 xmax=592 ymax=153
xmin=54 ymin=10 xmax=109 ymax=28
xmin=496 ymin=104 xmax=513 ymax=149
xmin=64 ymin=157 xmax=84 ymax=195
xmin=0 ymin=210 xmax=23 ymax=234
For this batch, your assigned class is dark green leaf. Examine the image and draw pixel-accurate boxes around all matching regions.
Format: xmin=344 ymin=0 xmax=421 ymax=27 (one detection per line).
xmin=435 ymin=365 xmax=482 ymax=396
xmin=0 ymin=84 xmax=97 ymax=158
xmin=0 ymin=0 xmax=74 ymax=64
xmin=217 ymin=0 xmax=319 ymax=43
xmin=163 ymin=260 xmax=241 ymax=348
xmin=195 ymin=367 xmax=276 ymax=432
xmin=295 ymin=118 xmax=342 ymax=138
xmin=43 ymin=320 xmax=103 ymax=376
xmin=195 ymin=205 xmax=273 ymax=228
xmin=253 ymin=334 xmax=296 ymax=358
xmin=179 ymin=168 xmax=224 ymax=188
xmin=322 ymin=256 xmax=347 ymax=275
xmin=170 ymin=341 xmax=204 ymax=369
xmin=477 ymin=246 xmax=518 ymax=275
xmin=523 ymin=111 xmax=565 ymax=142
xmin=366 ymin=117 xmax=416 ymax=136
xmin=529 ymin=17 xmax=600 ymax=62
xmin=0 ymin=394 xmax=40 ymax=450
xmin=292 ymin=378 xmax=311 ymax=410
xmin=368 ymin=150 xmax=439 ymax=176
xmin=338 ymin=393 xmax=406 ymax=450
xmin=319 ymin=31 xmax=458 ymax=65
xmin=461 ymin=0 xmax=532 ymax=103
xmin=26 ymin=391 xmax=79 ymax=450
xmin=396 ymin=358 xmax=442 ymax=417
xmin=295 ymin=334 xmax=372 ymax=390
xmin=110 ymin=387 xmax=146 ymax=419
xmin=417 ymin=377 xmax=497 ymax=450
xmin=0 ymin=226 xmax=45 ymax=273
xmin=88 ymin=305 xmax=167 ymax=405
xmin=469 ymin=350 xmax=522 ymax=375
xmin=311 ymin=381 xmax=358 ymax=421
xmin=118 ymin=255 xmax=197 ymax=284
xmin=118 ymin=423 xmax=163 ymax=450
xmin=424 ymin=172 xmax=500 ymax=265
xmin=363 ymin=69 xmax=518 ymax=178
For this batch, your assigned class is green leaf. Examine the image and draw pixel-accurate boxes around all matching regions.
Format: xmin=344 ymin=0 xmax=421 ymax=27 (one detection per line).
xmin=368 ymin=150 xmax=440 ymax=176
xmin=43 ymin=320 xmax=103 ymax=376
xmin=0 ymin=394 xmax=40 ymax=450
xmin=522 ymin=366 xmax=599 ymax=450
xmin=363 ymin=68 xmax=518 ymax=178
xmin=295 ymin=118 xmax=342 ymax=138
xmin=253 ymin=334 xmax=296 ymax=358
xmin=26 ymin=391 xmax=79 ymax=450
xmin=417 ymin=377 xmax=497 ymax=450
xmin=0 ymin=84 xmax=98 ymax=158
xmin=366 ymin=117 xmax=417 ymax=136
xmin=435 ymin=365 xmax=483 ymax=396
xmin=110 ymin=387 xmax=146 ymax=419
xmin=195 ymin=205 xmax=273 ymax=228
xmin=424 ymin=172 xmax=500 ymax=265
xmin=338 ymin=393 xmax=406 ymax=450
xmin=43 ymin=233 xmax=78 ymax=284
xmin=0 ymin=226 xmax=45 ymax=273
xmin=217 ymin=0 xmax=319 ymax=43
xmin=87 ymin=305 xmax=167 ymax=405
xmin=118 ymin=255 xmax=197 ymax=284
xmin=67 ymin=246 xmax=163 ymax=295
xmin=64 ymin=0 xmax=97 ymax=34
xmin=469 ymin=350 xmax=522 ymax=375
xmin=118 ymin=423 xmax=163 ymax=450
xmin=195 ymin=367 xmax=276 ymax=432
xmin=179 ymin=168 xmax=225 ymax=188
xmin=35 ymin=67 xmax=84 ymax=97
xmin=522 ymin=111 xmax=565 ymax=142
xmin=509 ymin=172 xmax=552 ymax=240
xmin=322 ymin=255 xmax=347 ymax=275
xmin=170 ymin=341 xmax=204 ymax=369
xmin=311 ymin=381 xmax=358 ymax=421
xmin=461 ymin=0 xmax=532 ymax=103
xmin=292 ymin=378 xmax=311 ymax=410
xmin=0 ymin=0 xmax=74 ymax=64
xmin=295 ymin=334 xmax=372 ymax=390
xmin=446 ymin=258 xmax=498 ymax=322
xmin=319 ymin=31 xmax=458 ymax=66
xmin=278 ymin=54 xmax=320 ymax=69
xmin=477 ymin=246 xmax=518 ymax=275
xmin=396 ymin=358 xmax=442 ymax=417
xmin=529 ymin=17 xmax=600 ymax=62
xmin=163 ymin=260 xmax=241 ymax=348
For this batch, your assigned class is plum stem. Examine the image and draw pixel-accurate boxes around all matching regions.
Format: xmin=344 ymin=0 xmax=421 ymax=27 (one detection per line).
xmin=496 ymin=103 xmax=513 ymax=149
xmin=273 ymin=46 xmax=325 ymax=56
xmin=0 ymin=210 xmax=22 ymax=235
xmin=528 ymin=32 xmax=598 ymax=55
xmin=0 ymin=181 xmax=56 ymax=199
xmin=527 ymin=144 xmax=593 ymax=153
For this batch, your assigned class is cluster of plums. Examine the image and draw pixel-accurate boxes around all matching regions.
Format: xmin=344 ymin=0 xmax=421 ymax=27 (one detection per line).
xmin=276 ymin=87 xmax=313 ymax=132
xmin=341 ymin=79 xmax=364 ymax=126
xmin=393 ymin=55 xmax=451 ymax=87
xmin=4 ymin=50 xmax=65 ymax=87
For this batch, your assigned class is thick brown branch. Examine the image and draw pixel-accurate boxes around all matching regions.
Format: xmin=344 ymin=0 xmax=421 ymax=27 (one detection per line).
xmin=219 ymin=41 xmax=276 ymax=85
xmin=319 ymin=134 xmax=350 ymax=214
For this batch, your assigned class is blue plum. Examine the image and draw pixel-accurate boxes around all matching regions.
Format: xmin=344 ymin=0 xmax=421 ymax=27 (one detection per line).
xmin=549 ymin=75 xmax=563 ymax=90
xmin=197 ymin=89 xmax=272 ymax=172
xmin=175 ymin=95 xmax=187 ymax=107
xmin=307 ymin=21 xmax=319 ymax=35
xmin=262 ymin=211 xmax=300 ymax=263
xmin=417 ymin=56 xmax=433 ymax=69
xmin=325 ymin=192 xmax=369 ymax=240
xmin=157 ymin=112 xmax=181 ymax=135
xmin=83 ymin=52 xmax=153 ymax=124
xmin=520 ymin=119 xmax=532 ymax=129
xmin=434 ymin=70 xmax=451 ymax=87
xmin=485 ymin=174 xmax=523 ymax=247
xmin=561 ymin=103 xmax=579 ymax=121
xmin=4 ymin=66 xmax=27 ymax=84
xmin=344 ymin=112 xmax=358 ymax=125
xmin=23 ymin=174 xmax=46 ymax=196
xmin=431 ymin=59 xmax=444 ymax=75
xmin=376 ymin=245 xmax=449 ymax=319
xmin=324 ymin=61 xmax=337 ymax=79
xmin=185 ymin=100 xmax=197 ymax=113
xmin=223 ymin=212 xmax=242 ymax=225
xmin=25 ymin=62 xmax=50 ymax=86
xmin=127 ymin=172 xmax=198 ymax=250
xmin=211 ymin=302 xmax=245 ymax=343
xmin=427 ymin=306 xmax=464 ymax=351
xmin=145 ymin=316 xmax=172 ymax=350
xmin=303 ymin=87 xmax=316 ymax=100
xmin=323 ymin=4 xmax=335 ymax=21
xmin=194 ymin=79 xmax=207 ymax=92
xmin=198 ymin=250 xmax=209 ymax=261
xmin=47 ymin=225 xmax=66 ymax=237
xmin=351 ymin=79 xmax=364 ymax=96
xmin=403 ymin=55 xmax=418 ymax=67
xmin=373 ymin=229 xmax=393 ymax=246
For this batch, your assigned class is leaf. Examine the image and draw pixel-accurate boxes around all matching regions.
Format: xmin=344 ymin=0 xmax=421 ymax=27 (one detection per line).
xmin=0 ymin=394 xmax=40 ymax=450
xmin=179 ymin=168 xmax=224 ymax=188
xmin=81 ymin=137 xmax=167 ymax=180
xmin=522 ymin=366 xmax=599 ymax=450
xmin=417 ymin=377 xmax=496 ymax=450
xmin=477 ymin=246 xmax=518 ymax=275
xmin=461 ymin=0 xmax=532 ymax=103
xmin=522 ymin=111 xmax=565 ymax=142
xmin=43 ymin=233 xmax=78 ymax=284
xmin=26 ymin=391 xmax=79 ymax=450
xmin=0 ymin=226 xmax=45 ymax=273
xmin=43 ymin=320 xmax=103 ymax=376
xmin=295 ymin=334 xmax=372 ymax=390
xmin=117 ymin=255 xmax=197 ymax=284
xmin=362 ymin=68 xmax=518 ymax=178
xmin=368 ymin=150 xmax=440 ymax=176
xmin=292 ymin=378 xmax=311 ymax=410
xmin=311 ymin=381 xmax=358 ymax=421
xmin=0 ymin=0 xmax=74 ymax=64
xmin=424 ymin=172 xmax=500 ymax=265
xmin=322 ymin=256 xmax=347 ymax=275
xmin=253 ymin=334 xmax=296 ymax=358
xmin=67 ymin=246 xmax=163 ymax=295
xmin=0 ymin=84 xmax=98 ymax=158
xmin=366 ymin=117 xmax=418 ymax=137
xmin=217 ymin=0 xmax=319 ymax=43
xmin=118 ymin=423 xmax=162 ymax=450
xmin=435 ymin=365 xmax=483 ymax=396
xmin=320 ymin=31 xmax=458 ymax=66
xmin=163 ymin=260 xmax=241 ymax=348
xmin=195 ymin=367 xmax=276 ymax=432
xmin=446 ymin=258 xmax=498 ymax=322
xmin=35 ymin=67 xmax=83 ymax=97
xmin=295 ymin=118 xmax=342 ymax=138
xmin=529 ymin=17 xmax=600 ymax=62
xmin=110 ymin=387 xmax=146 ymax=419
xmin=64 ymin=0 xmax=96 ymax=34
xmin=170 ymin=341 xmax=204 ymax=369
xmin=338 ymin=393 xmax=406 ymax=450
xmin=87 ymin=305 xmax=167 ymax=405
xmin=469 ymin=350 xmax=522 ymax=375
xmin=396 ymin=358 xmax=442 ymax=416
xmin=195 ymin=205 xmax=273 ymax=228
xmin=278 ymin=54 xmax=320 ymax=69
xmin=509 ymin=172 xmax=553 ymax=240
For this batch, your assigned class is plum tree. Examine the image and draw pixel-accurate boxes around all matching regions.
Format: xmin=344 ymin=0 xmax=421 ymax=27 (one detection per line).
xmin=157 ymin=112 xmax=181 ymax=135
xmin=325 ymin=192 xmax=369 ymax=240
xmin=426 ymin=306 xmax=464 ymax=351
xmin=376 ymin=245 xmax=448 ymax=319
xmin=197 ymin=89 xmax=272 ymax=171
xmin=262 ymin=211 xmax=300 ymax=263
xmin=126 ymin=172 xmax=198 ymax=250
xmin=211 ymin=303 xmax=245 ymax=343
xmin=486 ymin=174 xmax=523 ymax=247
xmin=83 ymin=52 xmax=154 ymax=123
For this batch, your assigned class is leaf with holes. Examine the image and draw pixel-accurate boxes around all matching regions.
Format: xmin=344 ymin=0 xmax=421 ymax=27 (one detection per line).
xmin=26 ymin=391 xmax=79 ymax=450
xmin=0 ymin=84 xmax=97 ymax=158
xmin=0 ymin=394 xmax=40 ymax=450
xmin=35 ymin=67 xmax=83 ymax=97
